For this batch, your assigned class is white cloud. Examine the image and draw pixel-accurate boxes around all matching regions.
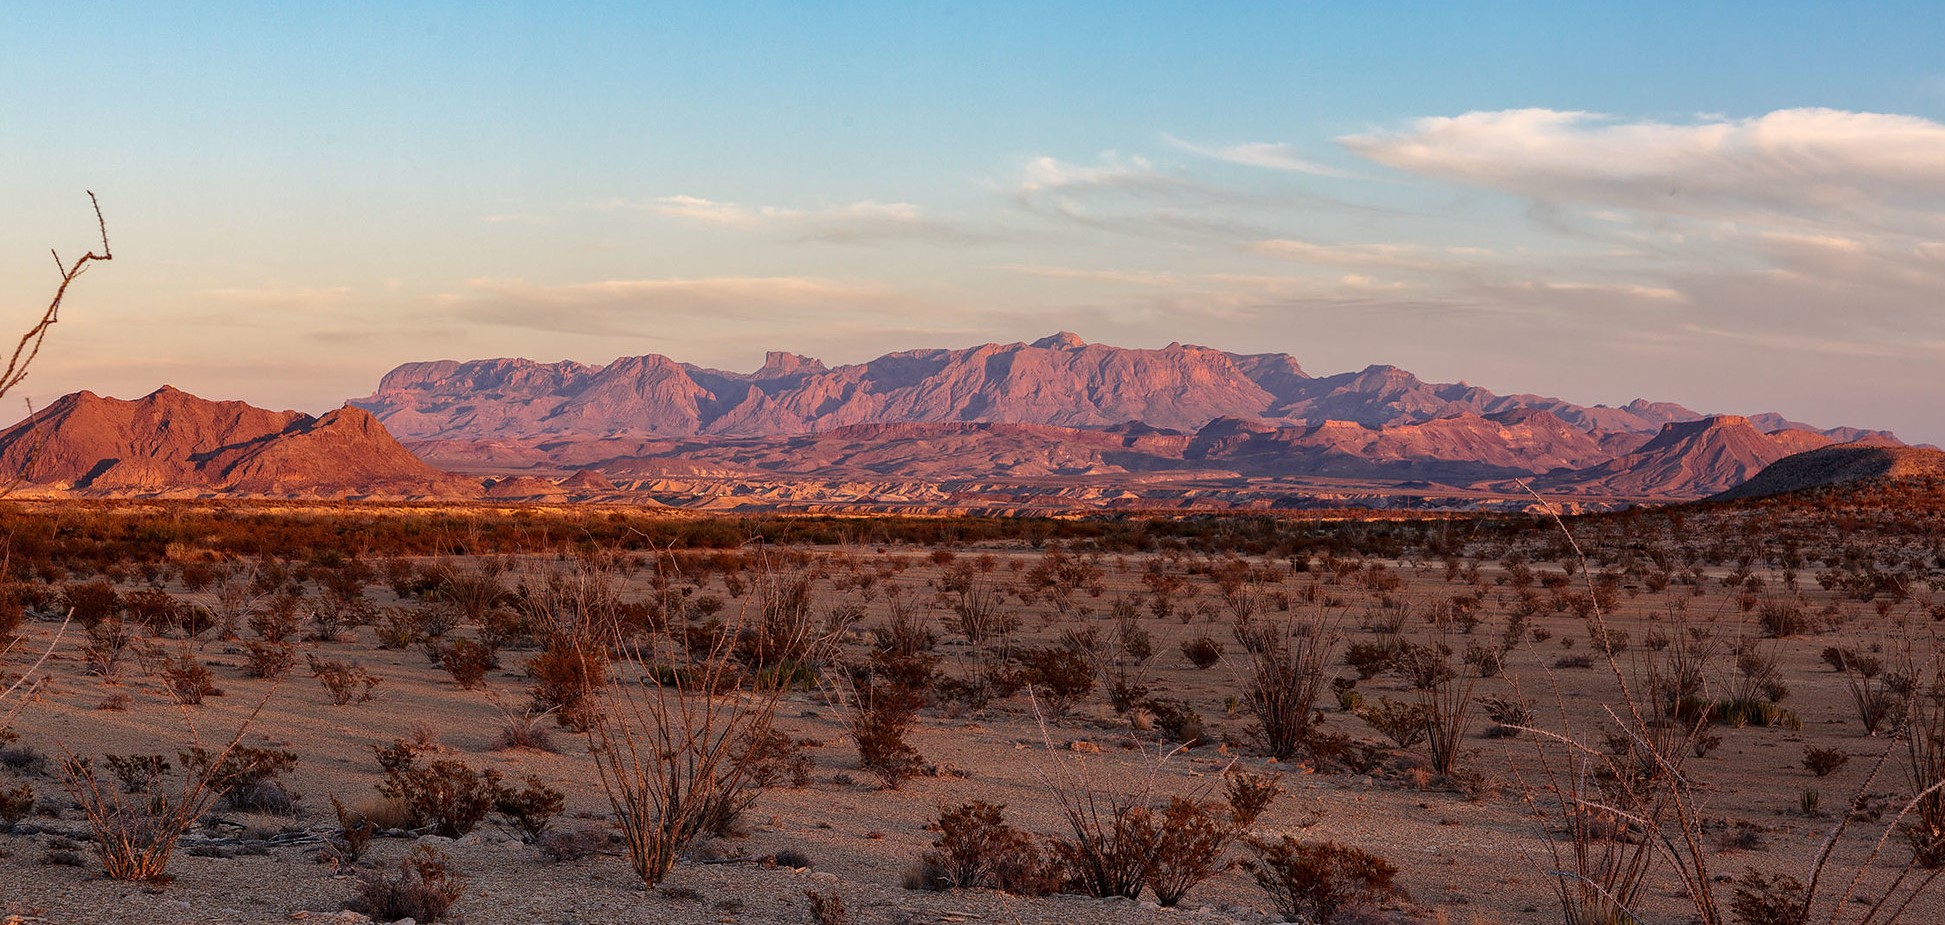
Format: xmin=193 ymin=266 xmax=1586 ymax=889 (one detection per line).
xmin=1164 ymin=135 xmax=1347 ymax=176
xmin=1339 ymin=108 xmax=1945 ymax=230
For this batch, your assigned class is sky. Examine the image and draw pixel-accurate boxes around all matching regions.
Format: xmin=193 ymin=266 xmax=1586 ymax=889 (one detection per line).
xmin=4 ymin=2 xmax=1945 ymax=441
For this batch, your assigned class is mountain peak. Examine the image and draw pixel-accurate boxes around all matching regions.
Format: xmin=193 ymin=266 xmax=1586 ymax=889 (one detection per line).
xmin=758 ymin=351 xmax=826 ymax=377
xmin=1031 ymin=332 xmax=1087 ymax=350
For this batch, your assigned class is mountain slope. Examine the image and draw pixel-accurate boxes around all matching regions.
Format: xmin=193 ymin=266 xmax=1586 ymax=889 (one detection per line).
xmin=1529 ymin=416 xmax=1833 ymax=498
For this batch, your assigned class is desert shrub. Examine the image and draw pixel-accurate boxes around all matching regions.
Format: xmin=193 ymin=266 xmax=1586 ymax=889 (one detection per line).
xmin=103 ymin=754 xmax=170 ymax=793
xmin=241 ymin=640 xmax=296 ymax=679
xmin=1728 ymin=868 xmax=1806 ymax=925
xmin=492 ymin=774 xmax=564 ymax=843
xmin=586 ymin=578 xmax=819 ymax=890
xmin=307 ymin=655 xmax=379 ymax=705
xmin=491 ymin=703 xmax=559 ymax=753
xmin=917 ymin=801 xmax=1059 ymax=894
xmin=123 ymin=588 xmax=180 ymax=633
xmin=0 ymin=740 xmax=48 ymax=777
xmin=61 ymin=580 xmax=122 ymax=628
xmin=60 ymin=736 xmax=253 ymax=882
xmin=1802 ymin=745 xmax=1850 ymax=778
xmin=436 ymin=638 xmax=497 ymax=690
xmin=1045 ymin=795 xmax=1151 ymax=900
xmin=737 ymin=727 xmax=814 ymax=790
xmin=0 ymin=587 xmax=23 ymax=650
xmin=1142 ymin=796 xmax=1244 ymax=907
xmin=180 ymin=744 xmax=301 ymax=814
xmin=1478 ymin=695 xmax=1536 ymax=738
xmin=330 ymin=795 xmax=376 ymax=862
xmin=0 ymin=781 xmax=35 ymax=825
xmin=1343 ymin=639 xmax=1400 ymax=680
xmin=372 ymin=740 xmax=497 ymax=837
xmin=374 ymin=607 xmax=421 ymax=649
xmin=804 ymin=889 xmax=848 ymax=925
xmin=1235 ymin=613 xmax=1339 ymax=763
xmin=1757 ymin=600 xmax=1809 ymax=639
xmin=847 ymin=646 xmax=933 ymax=789
xmin=1554 ymin=653 xmax=1596 ymax=669
xmin=1180 ymin=635 xmax=1223 ymax=669
xmin=526 ymin=644 xmax=607 ymax=731
xmin=1356 ymin=697 xmax=1427 ymax=749
xmin=1838 ymin=652 xmax=1912 ymax=736
xmin=346 ymin=844 xmax=466 ymax=924
xmin=1143 ymin=697 xmax=1206 ymax=747
xmin=1021 ymin=646 xmax=1096 ymax=715
xmin=1224 ymin=767 xmax=1282 ymax=827
xmin=849 ymin=683 xmax=928 ymax=789
xmin=160 ymin=652 xmax=221 ymax=705
xmin=80 ymin=616 xmax=135 ymax=678
xmin=1241 ymin=836 xmax=1401 ymax=924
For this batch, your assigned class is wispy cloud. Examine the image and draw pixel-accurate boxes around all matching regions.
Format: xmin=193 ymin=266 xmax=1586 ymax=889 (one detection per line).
xmin=1250 ymin=239 xmax=1449 ymax=271
xmin=1002 ymin=265 xmax=1184 ymax=286
xmin=1164 ymin=134 xmax=1348 ymax=176
xmin=624 ymin=195 xmax=993 ymax=244
xmin=436 ymin=276 xmax=925 ymax=336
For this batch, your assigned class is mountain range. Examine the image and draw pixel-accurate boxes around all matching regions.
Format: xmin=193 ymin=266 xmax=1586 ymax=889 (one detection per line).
xmin=0 ymin=333 xmax=1912 ymax=509
xmin=348 ymin=333 xmax=1899 ymax=505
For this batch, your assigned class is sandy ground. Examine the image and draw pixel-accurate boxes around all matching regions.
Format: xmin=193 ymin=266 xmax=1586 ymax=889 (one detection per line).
xmin=3 ymin=542 xmax=1942 ymax=924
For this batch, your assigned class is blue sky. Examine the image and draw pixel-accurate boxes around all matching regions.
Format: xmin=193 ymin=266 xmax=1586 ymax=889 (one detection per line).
xmin=4 ymin=2 xmax=1945 ymax=440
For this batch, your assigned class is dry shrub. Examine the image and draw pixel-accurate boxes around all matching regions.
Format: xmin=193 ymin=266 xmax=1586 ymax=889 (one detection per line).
xmin=307 ymin=655 xmax=379 ymax=705
xmin=917 ymin=801 xmax=1060 ymax=894
xmin=346 ymin=844 xmax=465 ymax=924
xmin=61 ymin=580 xmax=122 ymax=628
xmin=804 ymin=889 xmax=849 ymax=925
xmin=0 ymin=781 xmax=34 ymax=825
xmin=1728 ymin=868 xmax=1806 ymax=925
xmin=846 ymin=643 xmax=934 ymax=789
xmin=1803 ymin=745 xmax=1850 ymax=778
xmin=435 ymin=638 xmax=497 ymax=690
xmin=181 ymin=744 xmax=300 ymax=814
xmin=490 ymin=701 xmax=559 ymax=753
xmin=1357 ymin=697 xmax=1427 ymax=749
xmin=160 ymin=652 xmax=221 ymax=705
xmin=81 ymin=616 xmax=134 ymax=679
xmin=372 ymin=740 xmax=497 ymax=837
xmin=493 ymin=774 xmax=564 ymax=843
xmin=586 ymin=553 xmax=824 ymax=888
xmin=1241 ymin=836 xmax=1401 ymax=924
xmin=58 ymin=701 xmax=270 ymax=883
xmin=103 ymin=754 xmax=170 ymax=793
xmin=330 ymin=795 xmax=376 ymax=862
xmin=526 ymin=642 xmax=607 ymax=732
xmin=1022 ymin=646 xmax=1096 ymax=715
xmin=1180 ymin=635 xmax=1223 ymax=670
xmin=1235 ymin=609 xmax=1340 ymax=762
xmin=241 ymin=640 xmax=296 ymax=680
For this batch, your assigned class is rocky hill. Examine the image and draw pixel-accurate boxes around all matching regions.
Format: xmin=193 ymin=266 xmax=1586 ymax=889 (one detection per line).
xmin=1712 ymin=444 xmax=1945 ymax=501
xmin=0 ymin=386 xmax=476 ymax=499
